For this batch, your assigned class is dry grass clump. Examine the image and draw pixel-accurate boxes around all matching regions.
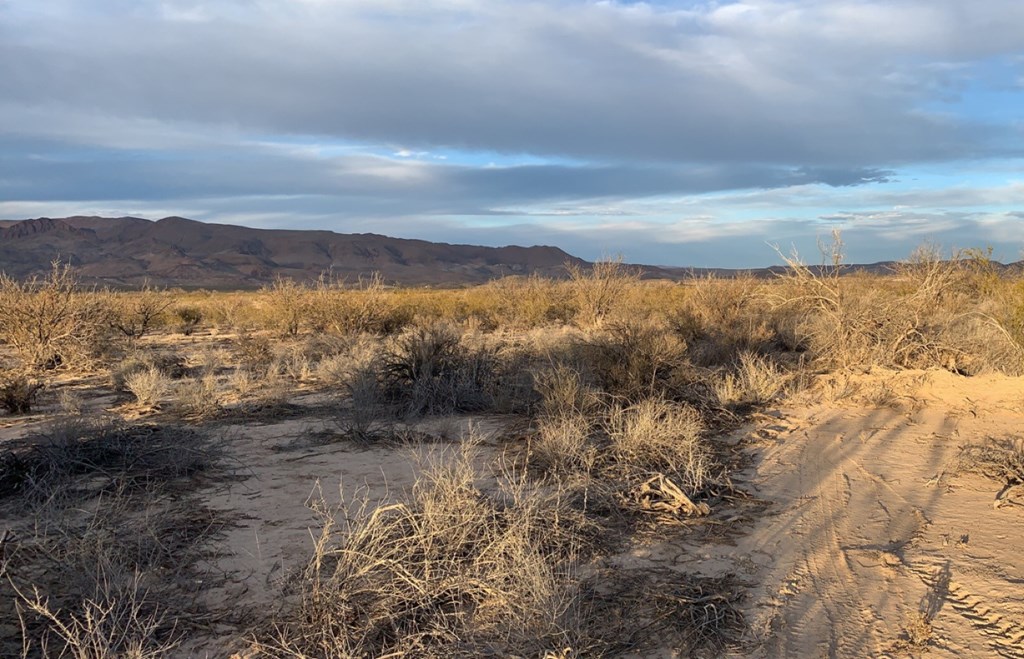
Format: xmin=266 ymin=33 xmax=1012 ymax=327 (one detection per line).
xmin=110 ymin=352 xmax=190 ymax=393
xmin=124 ymin=367 xmax=171 ymax=409
xmin=605 ymin=398 xmax=711 ymax=494
xmin=713 ymin=352 xmax=791 ymax=409
xmin=958 ymin=437 xmax=1024 ymax=504
xmin=314 ymin=336 xmax=379 ymax=388
xmin=253 ymin=442 xmax=591 ymax=658
xmin=900 ymin=611 xmax=934 ymax=649
xmin=1 ymin=371 xmax=45 ymax=415
xmin=174 ymin=375 xmax=221 ymax=419
xmin=533 ymin=362 xmax=602 ymax=421
xmin=255 ymin=439 xmax=740 ymax=658
xmin=531 ymin=414 xmax=597 ymax=478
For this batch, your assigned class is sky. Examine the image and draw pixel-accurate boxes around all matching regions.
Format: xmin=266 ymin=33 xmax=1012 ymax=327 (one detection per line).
xmin=1 ymin=0 xmax=1023 ymax=267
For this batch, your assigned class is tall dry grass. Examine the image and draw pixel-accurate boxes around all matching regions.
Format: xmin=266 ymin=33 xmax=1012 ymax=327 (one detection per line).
xmin=253 ymin=440 xmax=592 ymax=658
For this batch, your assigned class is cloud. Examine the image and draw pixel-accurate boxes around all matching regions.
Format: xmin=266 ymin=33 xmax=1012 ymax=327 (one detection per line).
xmin=2 ymin=0 xmax=1023 ymax=167
xmin=1 ymin=0 xmax=1023 ymax=267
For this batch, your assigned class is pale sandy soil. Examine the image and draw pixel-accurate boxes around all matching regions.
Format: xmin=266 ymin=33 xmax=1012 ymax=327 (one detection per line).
xmin=666 ymin=369 xmax=1024 ymax=658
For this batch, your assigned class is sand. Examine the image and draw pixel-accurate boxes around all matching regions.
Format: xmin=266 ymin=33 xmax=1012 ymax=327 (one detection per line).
xmin=723 ymin=369 xmax=1024 ymax=657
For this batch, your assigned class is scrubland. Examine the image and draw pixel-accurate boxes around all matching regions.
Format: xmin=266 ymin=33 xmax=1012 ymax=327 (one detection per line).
xmin=2 ymin=243 xmax=1024 ymax=657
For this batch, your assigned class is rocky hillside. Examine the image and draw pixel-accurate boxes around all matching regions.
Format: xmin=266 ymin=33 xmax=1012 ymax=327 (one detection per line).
xmin=0 ymin=216 xmax=585 ymax=288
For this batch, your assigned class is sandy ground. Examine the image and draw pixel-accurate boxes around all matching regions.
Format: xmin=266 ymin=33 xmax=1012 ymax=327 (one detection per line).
xmin=5 ymin=358 xmax=1024 ymax=658
xmin=695 ymin=369 xmax=1024 ymax=658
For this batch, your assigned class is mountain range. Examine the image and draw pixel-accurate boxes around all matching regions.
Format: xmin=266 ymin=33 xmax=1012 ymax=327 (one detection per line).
xmin=1 ymin=216 xmax=1019 ymax=288
xmin=0 ymin=216 xmax=585 ymax=288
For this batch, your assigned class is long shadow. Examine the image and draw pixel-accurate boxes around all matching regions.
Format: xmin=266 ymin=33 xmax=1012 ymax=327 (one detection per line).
xmin=742 ymin=392 xmax=964 ymax=656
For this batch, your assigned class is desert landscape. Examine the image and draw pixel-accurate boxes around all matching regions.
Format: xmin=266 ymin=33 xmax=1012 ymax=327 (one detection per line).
xmin=1 ymin=234 xmax=1023 ymax=658
xmin=5 ymin=1 xmax=1024 ymax=656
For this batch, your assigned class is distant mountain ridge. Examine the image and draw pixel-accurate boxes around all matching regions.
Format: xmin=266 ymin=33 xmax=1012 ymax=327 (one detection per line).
xmin=0 ymin=216 xmax=1020 ymax=288
xmin=0 ymin=216 xmax=586 ymax=288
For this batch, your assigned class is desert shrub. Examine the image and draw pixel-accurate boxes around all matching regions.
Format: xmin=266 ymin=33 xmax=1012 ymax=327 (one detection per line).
xmin=0 ymin=420 xmax=224 ymax=658
xmin=106 ymin=285 xmax=172 ymax=342
xmin=173 ymin=305 xmax=203 ymax=335
xmin=0 ymin=417 xmax=216 ymax=502
xmin=253 ymin=443 xmax=591 ymax=658
xmin=481 ymin=274 xmax=573 ymax=329
xmin=9 ymin=569 xmax=181 ymax=659
xmin=235 ymin=333 xmax=276 ymax=373
xmin=672 ymin=275 xmax=773 ymax=367
xmin=775 ymin=237 xmax=959 ymax=370
xmin=771 ymin=236 xmax=1024 ymax=374
xmin=565 ymin=256 xmax=640 ymax=327
xmin=124 ymin=366 xmax=171 ymax=408
xmin=260 ymin=277 xmax=310 ymax=336
xmin=579 ymin=317 xmax=688 ymax=401
xmin=1 ymin=371 xmax=44 ymax=415
xmin=0 ymin=262 xmax=111 ymax=371
xmin=198 ymin=294 xmax=253 ymax=330
xmin=958 ymin=437 xmax=1024 ymax=493
xmin=305 ymin=272 xmax=414 ymax=336
xmin=380 ymin=323 xmax=496 ymax=416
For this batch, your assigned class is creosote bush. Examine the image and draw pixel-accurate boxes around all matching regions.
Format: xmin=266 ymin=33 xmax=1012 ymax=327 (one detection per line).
xmin=377 ymin=323 xmax=497 ymax=417
xmin=107 ymin=285 xmax=172 ymax=342
xmin=773 ymin=234 xmax=1024 ymax=375
xmin=565 ymin=256 xmax=640 ymax=327
xmin=0 ymin=261 xmax=110 ymax=371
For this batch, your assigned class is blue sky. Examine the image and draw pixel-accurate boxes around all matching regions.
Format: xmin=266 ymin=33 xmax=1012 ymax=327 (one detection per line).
xmin=1 ymin=0 xmax=1022 ymax=267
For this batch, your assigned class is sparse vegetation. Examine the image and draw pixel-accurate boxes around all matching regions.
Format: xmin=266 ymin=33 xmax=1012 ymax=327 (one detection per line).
xmin=2 ymin=246 xmax=1024 ymax=656
xmin=0 ymin=418 xmax=225 ymax=658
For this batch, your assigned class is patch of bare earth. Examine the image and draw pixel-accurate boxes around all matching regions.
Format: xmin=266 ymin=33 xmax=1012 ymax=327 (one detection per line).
xmin=660 ymin=369 xmax=1024 ymax=658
